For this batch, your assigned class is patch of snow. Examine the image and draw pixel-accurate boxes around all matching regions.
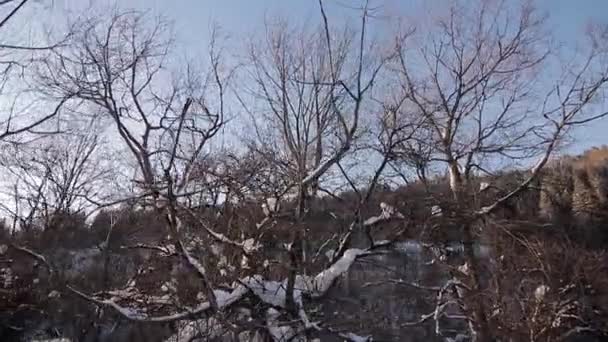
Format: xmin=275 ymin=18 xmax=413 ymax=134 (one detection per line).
xmin=126 ymin=278 xmax=137 ymax=288
xmin=324 ymin=249 xmax=335 ymax=261
xmin=240 ymin=255 xmax=250 ymax=269
xmin=340 ymin=332 xmax=373 ymax=342
xmin=212 ymin=288 xmax=238 ymax=307
xmin=242 ymin=276 xmax=290 ymax=308
xmin=218 ymin=255 xmax=228 ymax=265
xmin=445 ymin=334 xmax=469 ymax=342
xmin=309 ymin=249 xmax=367 ymax=297
xmin=534 ymin=284 xmax=550 ymax=301
xmin=119 ymin=306 xmax=146 ymax=320
xmin=243 ymin=238 xmax=261 ymax=254
xmin=48 ymin=290 xmax=61 ymax=299
xmin=147 ymin=294 xmax=172 ymax=305
xmin=363 ymin=215 xmax=382 ymax=226
xmin=164 ymin=244 xmax=176 ymax=254
xmin=1 ymin=268 xmax=13 ymax=288
xmin=266 ymin=197 xmax=279 ymax=212
xmin=445 ymin=243 xmax=491 ymax=258
xmin=266 ymin=308 xmax=301 ymax=342
xmin=216 ymin=284 xmax=250 ymax=308
xmin=380 ymin=202 xmax=395 ymax=216
xmin=457 ymin=262 xmax=470 ymax=276
xmin=262 ymin=197 xmax=280 ymax=217
xmin=266 ymin=307 xmax=281 ymax=320
xmin=479 ymin=181 xmax=490 ymax=192
xmin=363 ymin=204 xmax=404 ymax=226
xmin=431 ymin=205 xmax=443 ymax=217
xmin=0 ymin=244 xmax=7 ymax=255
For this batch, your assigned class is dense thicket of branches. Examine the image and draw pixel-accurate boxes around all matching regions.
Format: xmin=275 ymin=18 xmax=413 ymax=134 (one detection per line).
xmin=1 ymin=0 xmax=608 ymax=341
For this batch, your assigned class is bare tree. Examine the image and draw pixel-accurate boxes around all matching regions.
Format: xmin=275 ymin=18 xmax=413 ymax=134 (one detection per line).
xmin=242 ymin=0 xmax=390 ymax=214
xmin=0 ymin=0 xmax=80 ymax=232
xmin=237 ymin=0 xmax=401 ymax=316
xmin=28 ymin=4 xmax=409 ymax=341
xmin=0 ymin=120 xmax=111 ymax=231
xmin=0 ymin=0 xmax=72 ymax=144
xmin=34 ymin=8 xmax=238 ymax=314
xmin=389 ymin=0 xmax=608 ymax=340
xmin=243 ymin=19 xmax=337 ymax=206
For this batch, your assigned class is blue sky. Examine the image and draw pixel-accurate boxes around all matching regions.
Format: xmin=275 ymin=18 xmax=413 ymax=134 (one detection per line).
xmin=74 ymin=0 xmax=608 ymax=47
xmin=50 ymin=1 xmax=608 ymax=50
xmin=29 ymin=0 xmax=608 ymax=153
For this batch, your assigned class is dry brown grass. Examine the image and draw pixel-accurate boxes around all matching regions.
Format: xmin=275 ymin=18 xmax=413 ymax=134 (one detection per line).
xmin=537 ymin=147 xmax=608 ymax=226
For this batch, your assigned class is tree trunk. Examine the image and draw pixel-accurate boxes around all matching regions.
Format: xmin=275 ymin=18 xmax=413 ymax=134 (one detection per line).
xmin=462 ymin=222 xmax=492 ymax=342
xmin=450 ymin=163 xmax=492 ymax=341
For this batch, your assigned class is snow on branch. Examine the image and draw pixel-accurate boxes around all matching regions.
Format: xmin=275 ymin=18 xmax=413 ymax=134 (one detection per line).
xmin=306 ymin=248 xmax=368 ymax=297
xmin=68 ymin=207 xmax=396 ymax=340
xmin=69 ymin=245 xmax=371 ymax=325
xmin=67 ymin=283 xmax=251 ymax=323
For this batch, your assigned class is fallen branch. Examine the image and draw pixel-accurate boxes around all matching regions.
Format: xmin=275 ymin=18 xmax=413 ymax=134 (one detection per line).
xmin=10 ymin=244 xmax=53 ymax=273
